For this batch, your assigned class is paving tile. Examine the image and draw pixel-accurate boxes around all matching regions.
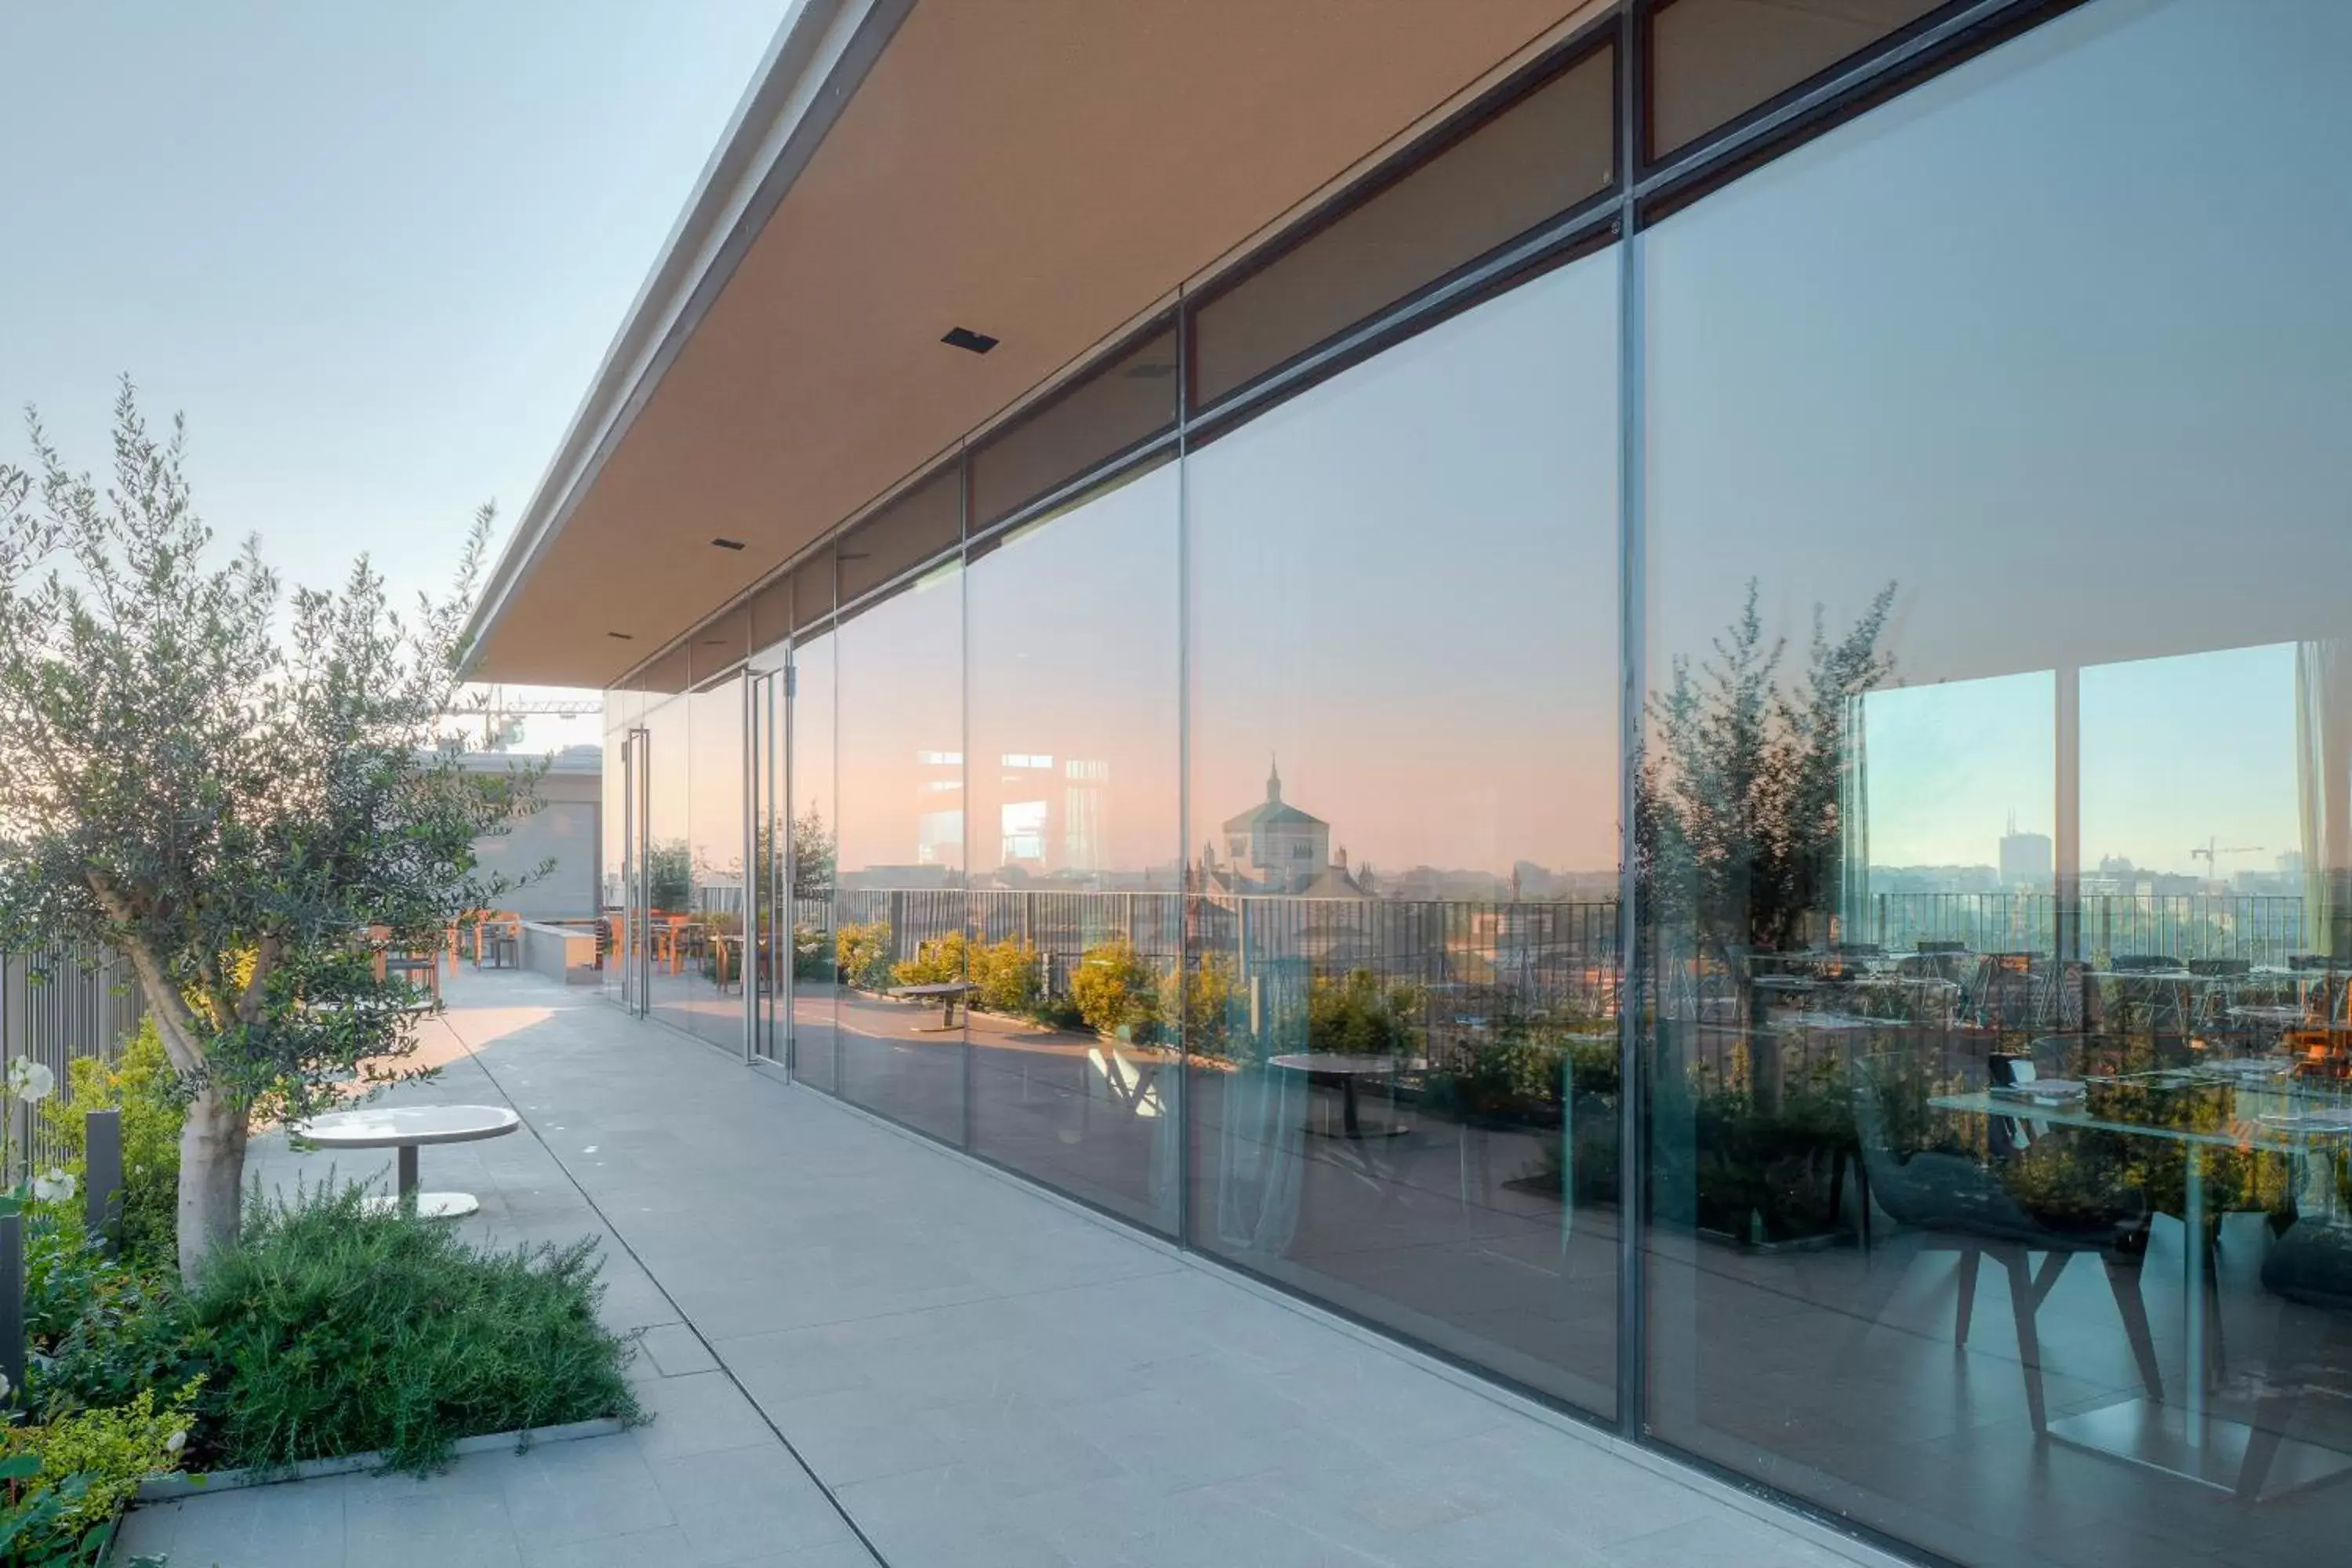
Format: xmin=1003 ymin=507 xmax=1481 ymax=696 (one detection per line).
xmin=498 ymin=1436 xmax=676 ymax=1546
xmin=1604 ymin=1512 xmax=1859 ymax=1568
xmin=631 ymin=1370 xmax=780 ymax=1461
xmin=648 ymin=1443 xmax=859 ymax=1564
xmin=760 ymin=1386 xmax=961 ymax=1486
xmin=639 ymin=1320 xmax=721 ymax=1377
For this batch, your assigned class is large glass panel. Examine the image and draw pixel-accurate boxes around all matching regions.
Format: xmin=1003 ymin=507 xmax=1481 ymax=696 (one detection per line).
xmin=684 ymin=672 xmax=746 ymax=1052
xmin=790 ymin=631 xmax=840 ymax=1093
xmin=643 ymin=693 xmax=695 ymax=1038
xmin=834 ymin=564 xmax=966 ymax=1142
xmin=1646 ymin=0 xmax=1943 ymax=161
xmin=1185 ymin=252 xmax=1621 ymax=1417
xmin=1192 ymin=41 xmax=1614 ymax=408
xmin=966 ymin=461 xmax=1181 ymax=1232
xmin=1641 ymin=3 xmax=2352 ymax=1562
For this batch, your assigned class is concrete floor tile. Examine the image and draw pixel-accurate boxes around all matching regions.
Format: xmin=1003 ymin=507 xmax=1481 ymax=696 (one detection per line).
xmin=499 ymin=1436 xmax=675 ymax=1546
xmin=631 ymin=1371 xmax=780 ymax=1461
xmin=639 ymin=1320 xmax=721 ymax=1377
xmin=647 ymin=1444 xmax=858 ymax=1564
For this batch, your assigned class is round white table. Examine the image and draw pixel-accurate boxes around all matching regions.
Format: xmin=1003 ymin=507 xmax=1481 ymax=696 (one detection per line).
xmin=1269 ymin=1053 xmax=1406 ymax=1138
xmin=293 ymin=1104 xmax=521 ymax=1218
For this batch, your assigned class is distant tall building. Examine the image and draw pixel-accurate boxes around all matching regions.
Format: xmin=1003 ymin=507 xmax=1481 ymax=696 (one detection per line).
xmin=1062 ymin=758 xmax=1109 ymax=873
xmin=1999 ymin=811 xmax=2053 ymax=888
xmin=1221 ymin=761 xmax=1330 ymax=893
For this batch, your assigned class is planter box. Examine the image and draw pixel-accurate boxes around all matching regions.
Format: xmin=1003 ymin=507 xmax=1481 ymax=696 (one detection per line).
xmin=132 ymin=1417 xmax=628 ymax=1501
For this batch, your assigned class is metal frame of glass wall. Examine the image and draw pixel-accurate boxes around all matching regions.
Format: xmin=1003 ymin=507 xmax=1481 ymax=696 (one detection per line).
xmin=597 ymin=3 xmax=2352 ymax=1563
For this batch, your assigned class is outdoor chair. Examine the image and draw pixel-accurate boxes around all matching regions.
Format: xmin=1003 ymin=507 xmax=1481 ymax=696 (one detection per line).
xmin=1847 ymin=1054 xmax=2164 ymax=1433
xmin=2230 ymin=1220 xmax=2352 ymax=1500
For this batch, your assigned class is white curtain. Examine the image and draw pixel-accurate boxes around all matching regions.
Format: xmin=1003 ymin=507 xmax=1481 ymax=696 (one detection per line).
xmin=1839 ymin=690 xmax=1871 ymax=942
xmin=2295 ymin=641 xmax=2352 ymax=959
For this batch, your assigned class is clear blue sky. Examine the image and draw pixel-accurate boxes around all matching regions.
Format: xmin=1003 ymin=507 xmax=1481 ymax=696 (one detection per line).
xmin=0 ymin=0 xmax=789 ymax=749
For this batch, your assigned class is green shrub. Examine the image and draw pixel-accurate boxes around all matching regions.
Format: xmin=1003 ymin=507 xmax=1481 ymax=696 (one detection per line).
xmin=1159 ymin=956 xmax=1235 ymax=1058
xmin=0 ymin=1456 xmax=112 ymax=1567
xmin=970 ymin=938 xmax=1040 ymax=1014
xmin=22 ymin=1208 xmax=208 ymax=1421
xmin=1071 ymin=940 xmax=1160 ymax=1041
xmin=834 ymin=922 xmax=894 ymax=989
xmin=791 ymin=924 xmax=833 ymax=981
xmin=2 ymin=1383 xmax=198 ymax=1547
xmin=1307 ymin=969 xmax=1424 ymax=1057
xmin=39 ymin=1020 xmax=183 ymax=1265
xmin=892 ymin=931 xmax=967 ymax=988
xmin=187 ymin=1182 xmax=641 ymax=1473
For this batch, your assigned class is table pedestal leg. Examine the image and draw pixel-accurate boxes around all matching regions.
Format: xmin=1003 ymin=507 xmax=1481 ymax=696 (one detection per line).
xmin=2185 ymin=1145 xmax=2206 ymax=1441
xmin=1341 ymin=1076 xmax=1362 ymax=1139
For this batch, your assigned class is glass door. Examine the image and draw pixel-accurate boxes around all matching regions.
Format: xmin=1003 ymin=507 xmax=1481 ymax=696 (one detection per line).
xmin=750 ymin=666 xmax=785 ymax=1063
xmin=622 ymin=725 xmax=651 ymax=1015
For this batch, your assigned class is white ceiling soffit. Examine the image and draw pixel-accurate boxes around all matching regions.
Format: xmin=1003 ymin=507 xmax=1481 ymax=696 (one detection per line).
xmin=463 ymin=0 xmax=1600 ymax=687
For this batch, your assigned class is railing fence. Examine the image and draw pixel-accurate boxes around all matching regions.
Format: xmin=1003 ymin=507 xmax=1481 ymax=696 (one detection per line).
xmin=0 ymin=947 xmax=144 ymax=1182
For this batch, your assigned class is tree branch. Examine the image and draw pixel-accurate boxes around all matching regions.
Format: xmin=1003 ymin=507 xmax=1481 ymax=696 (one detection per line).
xmin=238 ymin=933 xmax=283 ymax=1025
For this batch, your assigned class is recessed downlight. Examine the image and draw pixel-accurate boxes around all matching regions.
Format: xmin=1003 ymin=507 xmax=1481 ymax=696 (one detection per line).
xmin=941 ymin=326 xmax=999 ymax=355
xmin=710 ymin=537 xmax=747 ymax=551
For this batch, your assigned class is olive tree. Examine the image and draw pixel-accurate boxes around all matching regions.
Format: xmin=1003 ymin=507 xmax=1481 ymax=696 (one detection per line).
xmin=0 ymin=383 xmax=537 ymax=1279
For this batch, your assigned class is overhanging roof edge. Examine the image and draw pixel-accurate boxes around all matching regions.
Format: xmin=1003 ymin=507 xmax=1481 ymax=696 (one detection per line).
xmin=459 ymin=0 xmax=916 ymax=680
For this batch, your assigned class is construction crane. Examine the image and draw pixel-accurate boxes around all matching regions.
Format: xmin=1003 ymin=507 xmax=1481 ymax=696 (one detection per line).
xmin=439 ymin=685 xmax=603 ymax=749
xmin=2190 ymin=837 xmax=2262 ymax=885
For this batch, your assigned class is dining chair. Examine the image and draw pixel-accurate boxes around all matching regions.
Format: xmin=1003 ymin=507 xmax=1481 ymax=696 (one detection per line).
xmin=1847 ymin=1054 xmax=2165 ymax=1433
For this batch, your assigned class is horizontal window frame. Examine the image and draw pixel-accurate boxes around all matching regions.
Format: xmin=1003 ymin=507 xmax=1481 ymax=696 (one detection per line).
xmin=964 ymin=432 xmax=1181 ymax=561
xmin=968 ymin=310 xmax=1180 ymax=532
xmin=1188 ymin=211 xmax=1621 ymax=454
xmin=1182 ymin=14 xmax=1622 ymax=421
xmin=1635 ymin=0 xmax=2078 ymax=217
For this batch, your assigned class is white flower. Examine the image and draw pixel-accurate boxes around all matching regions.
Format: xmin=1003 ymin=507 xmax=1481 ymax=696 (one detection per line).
xmin=0 ymin=1370 xmax=13 ymax=1402
xmin=165 ymin=1429 xmax=187 ymax=1455
xmin=5 ymin=1059 xmax=53 ymax=1104
xmin=31 ymin=1168 xmax=74 ymax=1203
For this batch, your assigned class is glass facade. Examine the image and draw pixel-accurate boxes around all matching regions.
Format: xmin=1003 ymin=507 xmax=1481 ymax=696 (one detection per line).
xmin=964 ymin=461 xmax=1183 ymax=1232
xmin=593 ymin=4 xmax=2352 ymax=1561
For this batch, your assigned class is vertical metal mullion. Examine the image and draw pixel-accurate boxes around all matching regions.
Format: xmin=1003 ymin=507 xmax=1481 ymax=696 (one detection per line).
xmin=782 ymin=648 xmax=797 ymax=1078
xmin=621 ymin=729 xmax=638 ymax=1014
xmin=1613 ymin=0 xmax=1650 ymax=1443
xmin=958 ymin=451 xmax=975 ymax=1154
xmin=742 ymin=672 xmax=759 ymax=1064
xmin=633 ymin=726 xmax=652 ymax=1016
xmin=1174 ymin=294 xmax=1196 ymax=1250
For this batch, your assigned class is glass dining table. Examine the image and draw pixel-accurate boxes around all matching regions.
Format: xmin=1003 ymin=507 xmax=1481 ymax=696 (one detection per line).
xmin=1931 ymin=1062 xmax=2352 ymax=1499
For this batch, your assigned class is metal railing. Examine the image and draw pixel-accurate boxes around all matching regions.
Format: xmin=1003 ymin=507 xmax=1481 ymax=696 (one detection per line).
xmin=0 ymin=947 xmax=144 ymax=1180
xmin=1866 ymin=891 xmax=2310 ymax=965
xmin=801 ymin=887 xmax=1622 ymax=1024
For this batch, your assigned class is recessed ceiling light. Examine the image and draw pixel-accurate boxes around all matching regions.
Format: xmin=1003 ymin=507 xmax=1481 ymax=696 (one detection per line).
xmin=710 ymin=537 xmax=747 ymax=551
xmin=607 ymin=630 xmax=634 ymax=641
xmin=941 ymin=326 xmax=999 ymax=355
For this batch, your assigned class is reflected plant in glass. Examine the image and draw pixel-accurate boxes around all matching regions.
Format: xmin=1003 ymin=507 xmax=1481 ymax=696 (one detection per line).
xmin=1072 ymin=938 xmax=1162 ymax=1040
xmin=834 ymin=921 xmax=894 ymax=989
xmin=644 ymin=840 xmax=692 ymax=912
xmin=969 ymin=936 xmax=1042 ymax=1014
xmin=1306 ymin=969 xmax=1425 ymax=1058
xmin=1639 ymin=580 xmax=1894 ymax=962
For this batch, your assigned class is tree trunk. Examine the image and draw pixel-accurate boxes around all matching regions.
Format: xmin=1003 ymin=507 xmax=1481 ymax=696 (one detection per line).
xmin=177 ymin=1085 xmax=248 ymax=1283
